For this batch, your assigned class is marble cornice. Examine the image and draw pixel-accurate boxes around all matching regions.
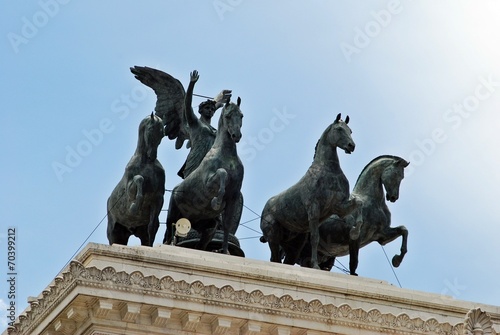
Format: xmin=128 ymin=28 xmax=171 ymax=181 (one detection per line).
xmin=76 ymin=244 xmax=500 ymax=318
xmin=6 ymin=259 xmax=494 ymax=335
xmin=4 ymin=243 xmax=499 ymax=335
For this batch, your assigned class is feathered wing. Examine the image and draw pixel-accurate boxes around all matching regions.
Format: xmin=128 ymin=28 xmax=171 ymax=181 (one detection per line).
xmin=130 ymin=66 xmax=188 ymax=149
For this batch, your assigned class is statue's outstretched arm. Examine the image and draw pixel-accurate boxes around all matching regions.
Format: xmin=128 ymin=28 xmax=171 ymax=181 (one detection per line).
xmin=214 ymin=89 xmax=232 ymax=110
xmin=185 ymin=70 xmax=199 ymax=127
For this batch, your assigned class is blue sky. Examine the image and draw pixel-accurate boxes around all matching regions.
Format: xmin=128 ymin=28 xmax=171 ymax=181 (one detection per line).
xmin=2 ymin=1 xmax=500 ymax=328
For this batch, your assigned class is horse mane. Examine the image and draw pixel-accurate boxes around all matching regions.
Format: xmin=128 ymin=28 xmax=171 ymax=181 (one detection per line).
xmin=355 ymin=155 xmax=404 ymax=185
xmin=313 ymin=123 xmax=333 ymax=160
xmin=313 ymin=140 xmax=320 ymax=160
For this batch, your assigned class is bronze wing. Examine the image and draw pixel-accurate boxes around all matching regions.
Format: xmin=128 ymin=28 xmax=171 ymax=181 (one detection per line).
xmin=130 ymin=66 xmax=188 ymax=149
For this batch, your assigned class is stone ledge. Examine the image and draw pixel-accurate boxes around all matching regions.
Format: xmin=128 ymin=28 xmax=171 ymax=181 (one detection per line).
xmin=3 ymin=243 xmax=499 ymax=335
xmin=77 ymin=243 xmax=500 ymax=318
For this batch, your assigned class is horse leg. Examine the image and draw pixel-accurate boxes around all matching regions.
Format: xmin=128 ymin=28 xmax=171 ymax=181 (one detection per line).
xmin=107 ymin=196 xmax=131 ymax=245
xmin=227 ymin=191 xmax=243 ymax=235
xmin=134 ymin=225 xmax=149 ymax=246
xmin=129 ymin=175 xmax=144 ymax=214
xmin=136 ymin=204 xmax=161 ymax=247
xmin=260 ymin=204 xmax=282 ymax=263
xmin=107 ymin=220 xmax=131 ymax=245
xmin=309 ymin=222 xmax=321 ymax=269
xmin=377 ymin=225 xmax=408 ymax=267
xmin=219 ymin=195 xmax=240 ymax=254
xmin=307 ymin=203 xmax=321 ymax=269
xmin=147 ymin=201 xmax=162 ymax=247
xmin=283 ymin=232 xmax=307 ymax=265
xmin=268 ymin=230 xmax=283 ymax=263
xmin=349 ymin=238 xmax=360 ymax=276
xmin=207 ymin=168 xmax=228 ymax=211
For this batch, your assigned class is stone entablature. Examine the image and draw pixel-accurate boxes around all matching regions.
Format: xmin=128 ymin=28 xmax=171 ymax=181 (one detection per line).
xmin=3 ymin=243 xmax=500 ymax=335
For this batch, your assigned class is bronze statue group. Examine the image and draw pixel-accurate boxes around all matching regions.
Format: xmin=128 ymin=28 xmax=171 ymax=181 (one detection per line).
xmin=107 ymin=66 xmax=410 ymax=275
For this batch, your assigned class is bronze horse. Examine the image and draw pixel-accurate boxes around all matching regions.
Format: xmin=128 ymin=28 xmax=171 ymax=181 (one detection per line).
xmin=294 ymin=155 xmax=410 ymax=275
xmin=107 ymin=113 xmax=165 ymax=246
xmin=164 ymin=98 xmax=244 ymax=254
xmin=260 ymin=114 xmax=361 ymax=269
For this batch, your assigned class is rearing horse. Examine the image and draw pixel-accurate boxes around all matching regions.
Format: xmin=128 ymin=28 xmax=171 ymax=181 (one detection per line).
xmin=107 ymin=113 xmax=165 ymax=246
xmin=260 ymin=114 xmax=361 ymax=269
xmin=296 ymin=155 xmax=409 ymax=275
xmin=164 ymin=98 xmax=244 ymax=254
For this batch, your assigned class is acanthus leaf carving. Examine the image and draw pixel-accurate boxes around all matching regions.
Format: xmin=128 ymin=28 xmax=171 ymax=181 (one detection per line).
xmin=322 ymin=304 xmax=338 ymax=318
xmin=219 ymin=285 xmax=235 ymax=300
xmin=87 ymin=266 xmax=103 ymax=281
xmin=425 ymin=318 xmax=441 ymax=332
xmin=234 ymin=289 xmax=250 ymax=304
xmin=396 ymin=313 xmax=412 ymax=329
xmin=100 ymin=266 xmax=116 ymax=281
xmin=176 ymin=280 xmax=191 ymax=294
xmin=413 ymin=318 xmax=426 ymax=331
xmin=464 ymin=308 xmax=493 ymax=335
xmin=160 ymin=276 xmax=175 ymax=291
xmin=249 ymin=290 xmax=264 ymax=304
xmin=115 ymin=271 xmax=130 ymax=285
xmin=295 ymin=299 xmax=310 ymax=313
xmin=190 ymin=280 xmax=205 ymax=295
xmin=204 ymin=284 xmax=219 ymax=299
xmin=308 ymin=299 xmax=323 ymax=314
xmin=338 ymin=304 xmax=352 ymax=318
xmin=279 ymin=295 xmax=295 ymax=309
xmin=129 ymin=271 xmax=145 ymax=286
xmin=144 ymin=275 xmax=161 ymax=290
xmin=69 ymin=260 xmax=87 ymax=279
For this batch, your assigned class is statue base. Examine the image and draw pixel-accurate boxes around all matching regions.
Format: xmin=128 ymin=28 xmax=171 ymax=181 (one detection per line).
xmin=5 ymin=242 xmax=496 ymax=335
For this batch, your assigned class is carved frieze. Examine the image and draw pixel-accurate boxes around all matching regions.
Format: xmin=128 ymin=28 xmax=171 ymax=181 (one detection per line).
xmin=7 ymin=259 xmax=485 ymax=335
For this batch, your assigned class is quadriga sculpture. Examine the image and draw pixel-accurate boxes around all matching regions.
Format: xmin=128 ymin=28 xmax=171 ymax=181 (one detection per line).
xmin=294 ymin=155 xmax=410 ymax=275
xmin=260 ymin=114 xmax=361 ymax=269
xmin=163 ymin=98 xmax=244 ymax=254
xmin=107 ymin=113 xmax=165 ymax=246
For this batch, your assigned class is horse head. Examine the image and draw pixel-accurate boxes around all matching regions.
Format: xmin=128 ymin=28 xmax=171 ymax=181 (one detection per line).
xmin=139 ymin=113 xmax=164 ymax=160
xmin=330 ymin=113 xmax=355 ymax=154
xmin=381 ymin=157 xmax=410 ymax=202
xmin=220 ymin=97 xmax=243 ymax=143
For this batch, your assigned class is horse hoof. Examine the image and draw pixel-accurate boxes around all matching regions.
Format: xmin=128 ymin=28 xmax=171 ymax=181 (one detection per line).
xmin=350 ymin=272 xmax=358 ymax=276
xmin=392 ymin=255 xmax=402 ymax=267
xmin=215 ymin=248 xmax=230 ymax=255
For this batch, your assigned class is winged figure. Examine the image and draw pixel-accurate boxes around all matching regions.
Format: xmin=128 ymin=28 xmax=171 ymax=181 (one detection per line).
xmin=130 ymin=66 xmax=231 ymax=178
